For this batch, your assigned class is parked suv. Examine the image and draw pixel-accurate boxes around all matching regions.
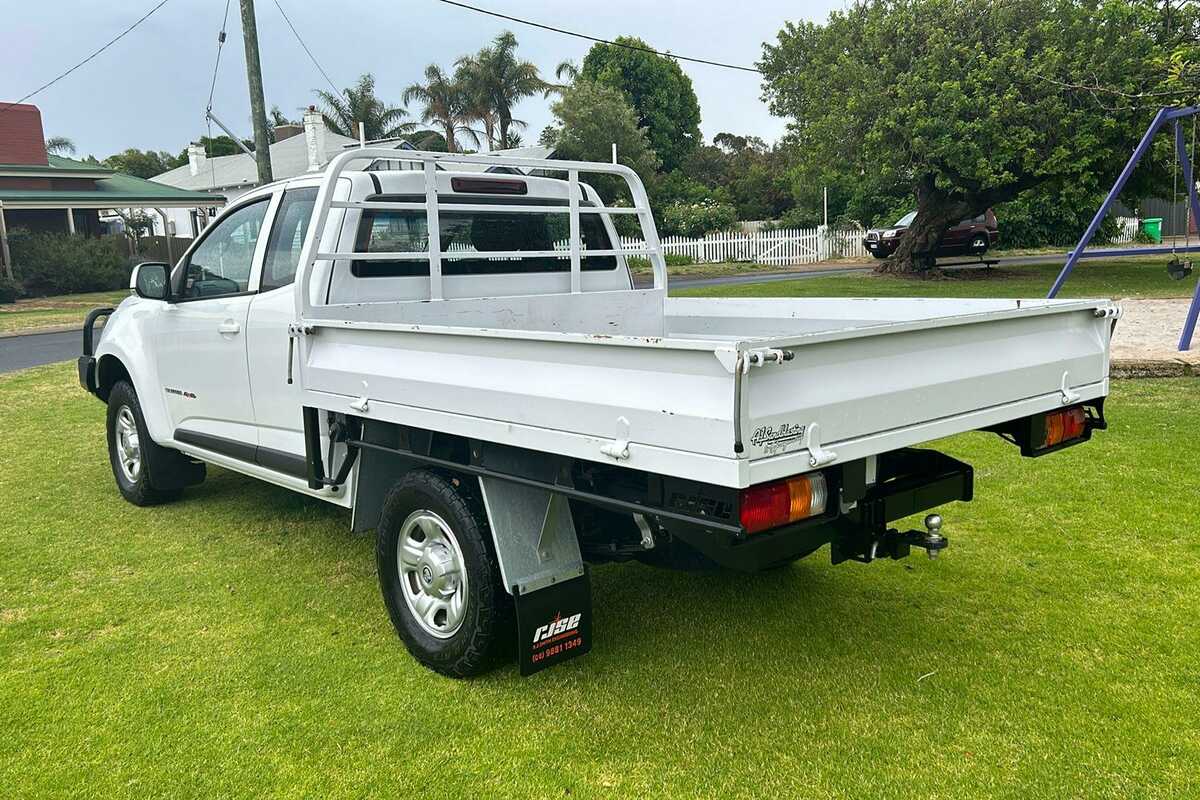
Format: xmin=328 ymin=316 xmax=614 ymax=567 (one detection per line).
xmin=864 ymin=209 xmax=999 ymax=259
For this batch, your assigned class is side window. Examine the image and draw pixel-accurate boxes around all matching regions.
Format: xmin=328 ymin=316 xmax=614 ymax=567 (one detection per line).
xmin=261 ymin=187 xmax=318 ymax=291
xmin=177 ymin=199 xmax=269 ymax=299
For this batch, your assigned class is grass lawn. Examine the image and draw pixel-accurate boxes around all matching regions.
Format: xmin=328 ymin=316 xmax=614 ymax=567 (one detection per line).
xmin=1 ymin=363 xmax=1197 ymax=798
xmin=0 ymin=290 xmax=128 ymax=335
xmin=675 ymin=258 xmax=1199 ymax=299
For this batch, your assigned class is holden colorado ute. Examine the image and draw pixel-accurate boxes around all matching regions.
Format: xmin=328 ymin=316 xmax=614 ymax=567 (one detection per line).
xmin=79 ymin=150 xmax=1117 ymax=677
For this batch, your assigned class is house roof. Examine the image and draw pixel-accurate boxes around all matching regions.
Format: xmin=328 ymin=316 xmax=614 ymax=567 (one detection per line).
xmin=152 ymin=128 xmax=362 ymax=192
xmin=0 ymin=155 xmax=224 ymax=209
xmin=0 ymin=154 xmax=114 ymax=178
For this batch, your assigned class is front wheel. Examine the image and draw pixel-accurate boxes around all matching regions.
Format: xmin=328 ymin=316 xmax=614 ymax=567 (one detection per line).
xmin=376 ymin=470 xmax=513 ymax=677
xmin=970 ymin=233 xmax=989 ymax=254
xmin=106 ymin=380 xmax=204 ymax=506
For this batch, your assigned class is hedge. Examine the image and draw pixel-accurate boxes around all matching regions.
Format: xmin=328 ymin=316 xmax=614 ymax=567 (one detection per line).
xmin=9 ymin=230 xmax=132 ymax=297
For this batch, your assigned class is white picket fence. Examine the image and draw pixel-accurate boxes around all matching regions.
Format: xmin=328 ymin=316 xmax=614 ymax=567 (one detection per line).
xmin=1112 ymin=216 xmax=1139 ymax=244
xmin=620 ymin=226 xmax=869 ymax=266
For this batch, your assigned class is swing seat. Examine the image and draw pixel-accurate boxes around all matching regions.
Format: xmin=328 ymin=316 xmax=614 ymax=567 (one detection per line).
xmin=1166 ymin=257 xmax=1193 ymax=280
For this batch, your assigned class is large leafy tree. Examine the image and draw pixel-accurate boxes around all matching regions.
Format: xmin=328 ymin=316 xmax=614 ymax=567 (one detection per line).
xmin=580 ymin=37 xmax=702 ymax=172
xmin=404 ymin=65 xmax=479 ymax=153
xmin=543 ymin=81 xmax=659 ymax=202
xmin=760 ymin=0 xmax=1188 ymax=273
xmin=103 ymin=148 xmax=185 ymax=178
xmin=314 ymin=73 xmax=415 ymax=141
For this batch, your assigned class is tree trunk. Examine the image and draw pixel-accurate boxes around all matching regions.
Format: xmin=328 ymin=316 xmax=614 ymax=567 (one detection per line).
xmin=878 ymin=176 xmax=970 ymax=275
xmin=498 ymin=112 xmax=511 ymax=150
xmin=444 ymin=121 xmax=457 ymax=153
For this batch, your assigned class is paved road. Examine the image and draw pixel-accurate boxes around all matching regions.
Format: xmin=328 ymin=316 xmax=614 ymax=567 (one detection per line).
xmin=0 ymin=329 xmax=82 ymax=374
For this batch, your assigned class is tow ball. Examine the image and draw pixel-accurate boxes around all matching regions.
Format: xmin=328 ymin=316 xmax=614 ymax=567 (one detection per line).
xmin=854 ymin=514 xmax=949 ymax=563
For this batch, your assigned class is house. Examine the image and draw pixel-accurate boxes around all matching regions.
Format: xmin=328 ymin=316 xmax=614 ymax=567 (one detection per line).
xmin=151 ymin=108 xmax=380 ymax=238
xmin=0 ymin=103 xmax=224 ymax=275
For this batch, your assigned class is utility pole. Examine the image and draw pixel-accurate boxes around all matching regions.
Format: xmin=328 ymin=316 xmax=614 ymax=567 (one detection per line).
xmin=239 ymin=0 xmax=273 ymax=185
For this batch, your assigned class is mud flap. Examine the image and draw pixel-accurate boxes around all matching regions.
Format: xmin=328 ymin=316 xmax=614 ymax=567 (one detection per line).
xmin=514 ymin=572 xmax=592 ymax=676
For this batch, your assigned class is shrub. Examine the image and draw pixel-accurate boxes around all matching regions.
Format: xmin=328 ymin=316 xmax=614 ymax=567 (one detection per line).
xmin=0 ymin=276 xmax=19 ymax=304
xmin=660 ymin=200 xmax=737 ymax=238
xmin=8 ymin=230 xmax=131 ymax=296
xmin=664 ymin=253 xmax=695 ymax=267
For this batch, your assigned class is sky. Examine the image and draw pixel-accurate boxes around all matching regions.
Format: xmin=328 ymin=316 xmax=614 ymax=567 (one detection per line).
xmin=2 ymin=0 xmax=846 ymax=160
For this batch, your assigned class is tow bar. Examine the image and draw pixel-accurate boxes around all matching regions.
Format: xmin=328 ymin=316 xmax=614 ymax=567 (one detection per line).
xmin=855 ymin=514 xmax=950 ymax=563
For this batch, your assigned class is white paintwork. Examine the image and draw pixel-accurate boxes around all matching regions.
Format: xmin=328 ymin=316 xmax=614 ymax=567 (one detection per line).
xmin=93 ymin=150 xmax=1116 ymax=508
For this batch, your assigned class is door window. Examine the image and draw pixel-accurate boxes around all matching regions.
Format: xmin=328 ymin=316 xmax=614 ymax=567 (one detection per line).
xmin=177 ymin=199 xmax=270 ymax=299
xmin=261 ymin=187 xmax=318 ymax=291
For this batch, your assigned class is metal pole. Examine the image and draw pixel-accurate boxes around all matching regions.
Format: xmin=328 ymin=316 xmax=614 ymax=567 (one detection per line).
xmin=157 ymin=209 xmax=173 ymax=265
xmin=1175 ymin=120 xmax=1200 ymax=351
xmin=0 ymin=203 xmax=12 ymax=281
xmin=66 ymin=208 xmax=76 ymax=234
xmin=1048 ymin=107 xmax=1171 ymax=298
xmin=239 ymin=0 xmax=273 ymax=185
xmin=206 ymin=111 xmax=256 ymax=158
xmin=611 ymin=143 xmax=617 ymax=165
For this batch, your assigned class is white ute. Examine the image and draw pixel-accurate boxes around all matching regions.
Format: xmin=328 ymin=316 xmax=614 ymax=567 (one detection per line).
xmin=79 ymin=150 xmax=1117 ymax=676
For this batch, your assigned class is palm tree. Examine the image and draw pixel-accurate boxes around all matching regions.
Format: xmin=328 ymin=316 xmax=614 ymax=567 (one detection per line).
xmin=45 ymin=136 xmax=76 ymax=156
xmin=454 ymin=56 xmax=498 ymax=150
xmin=313 ymin=74 xmax=415 ymax=141
xmin=466 ymin=32 xmax=547 ymax=150
xmin=543 ymin=59 xmax=579 ymax=98
xmin=403 ymin=65 xmax=479 ymax=153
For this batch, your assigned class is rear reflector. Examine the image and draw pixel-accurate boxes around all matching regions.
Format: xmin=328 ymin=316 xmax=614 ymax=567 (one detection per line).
xmin=1041 ymin=407 xmax=1087 ymax=450
xmin=740 ymin=472 xmax=828 ymax=534
xmin=450 ymin=177 xmax=528 ymax=195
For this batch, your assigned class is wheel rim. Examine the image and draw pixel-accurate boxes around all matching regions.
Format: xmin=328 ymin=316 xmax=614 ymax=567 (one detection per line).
xmin=972 ymin=235 xmax=987 ymax=251
xmin=114 ymin=405 xmax=141 ymax=484
xmin=396 ymin=510 xmax=469 ymax=639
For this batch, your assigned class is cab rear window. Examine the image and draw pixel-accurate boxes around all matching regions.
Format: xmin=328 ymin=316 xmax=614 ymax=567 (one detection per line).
xmin=352 ymin=195 xmax=618 ymax=277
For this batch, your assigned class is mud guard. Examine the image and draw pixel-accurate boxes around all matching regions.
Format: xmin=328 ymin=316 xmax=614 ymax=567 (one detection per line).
xmin=514 ymin=572 xmax=592 ymax=676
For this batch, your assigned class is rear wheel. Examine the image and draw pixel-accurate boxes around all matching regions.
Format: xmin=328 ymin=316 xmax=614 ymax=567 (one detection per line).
xmin=376 ymin=470 xmax=513 ymax=677
xmin=970 ymin=233 xmax=989 ymax=254
xmin=106 ymin=380 xmax=204 ymax=506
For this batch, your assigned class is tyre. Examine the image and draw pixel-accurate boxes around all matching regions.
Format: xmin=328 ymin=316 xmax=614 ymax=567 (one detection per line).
xmin=106 ymin=380 xmax=205 ymax=506
xmin=872 ymin=251 xmax=889 ymax=260
xmin=970 ymin=233 xmax=989 ymax=254
xmin=376 ymin=470 xmax=513 ymax=677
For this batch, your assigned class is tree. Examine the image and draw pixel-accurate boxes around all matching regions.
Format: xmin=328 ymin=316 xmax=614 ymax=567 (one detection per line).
xmin=760 ymin=0 xmax=1187 ymax=273
xmin=314 ymin=73 xmax=415 ymax=140
xmin=543 ymin=81 xmax=659 ymax=202
xmin=45 ymin=137 xmax=75 ymax=156
xmin=103 ymin=148 xmax=184 ymax=178
xmin=579 ymin=37 xmax=702 ymax=172
xmin=404 ymin=65 xmax=479 ymax=153
xmin=169 ymin=136 xmax=251 ymax=170
xmin=456 ymin=32 xmax=545 ymax=149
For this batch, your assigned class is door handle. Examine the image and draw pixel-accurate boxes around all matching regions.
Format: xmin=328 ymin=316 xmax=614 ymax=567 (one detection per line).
xmin=218 ymin=320 xmax=241 ymax=335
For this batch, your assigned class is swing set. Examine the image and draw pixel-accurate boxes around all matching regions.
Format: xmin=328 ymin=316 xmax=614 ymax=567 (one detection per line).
xmin=1048 ymin=106 xmax=1200 ymax=352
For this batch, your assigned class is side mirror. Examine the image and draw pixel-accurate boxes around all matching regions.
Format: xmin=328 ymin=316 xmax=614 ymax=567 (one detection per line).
xmin=131 ymin=262 xmax=170 ymax=301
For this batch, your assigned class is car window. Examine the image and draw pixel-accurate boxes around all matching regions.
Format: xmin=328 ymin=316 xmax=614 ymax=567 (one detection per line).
xmin=895 ymin=211 xmax=916 ymax=226
xmin=178 ymin=199 xmax=269 ymax=299
xmin=350 ymin=196 xmax=618 ymax=277
xmin=261 ymin=187 xmax=318 ymax=291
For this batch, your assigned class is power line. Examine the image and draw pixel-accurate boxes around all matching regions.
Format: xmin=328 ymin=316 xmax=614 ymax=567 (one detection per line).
xmin=271 ymin=0 xmax=344 ymax=99
xmin=206 ymin=0 xmax=233 ymax=112
xmin=432 ymin=0 xmax=762 ymax=74
xmin=0 ymin=0 xmax=173 ymax=116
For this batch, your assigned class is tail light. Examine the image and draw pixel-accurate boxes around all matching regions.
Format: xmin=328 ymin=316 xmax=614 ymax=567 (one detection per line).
xmin=740 ymin=472 xmax=828 ymax=534
xmin=1042 ymin=407 xmax=1087 ymax=450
